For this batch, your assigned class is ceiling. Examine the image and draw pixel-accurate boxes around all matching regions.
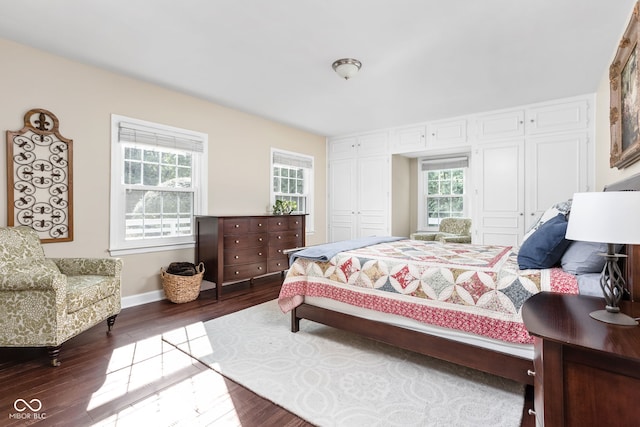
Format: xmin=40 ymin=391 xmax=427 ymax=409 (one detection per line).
xmin=0 ymin=1 xmax=636 ymax=137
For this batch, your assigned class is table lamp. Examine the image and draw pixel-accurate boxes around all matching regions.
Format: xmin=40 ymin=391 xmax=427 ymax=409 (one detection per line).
xmin=565 ymin=191 xmax=640 ymax=326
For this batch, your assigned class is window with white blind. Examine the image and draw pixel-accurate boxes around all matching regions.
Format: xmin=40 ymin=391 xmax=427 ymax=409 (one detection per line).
xmin=271 ymin=148 xmax=313 ymax=232
xmin=417 ymin=155 xmax=468 ymax=230
xmin=110 ymin=115 xmax=208 ymax=255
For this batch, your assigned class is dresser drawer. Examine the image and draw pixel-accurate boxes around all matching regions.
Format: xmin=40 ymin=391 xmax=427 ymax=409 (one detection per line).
xmin=224 ymin=233 xmax=267 ymax=249
xmin=269 ymin=229 xmax=303 ymax=246
xmin=268 ymin=216 xmax=290 ymax=232
xmin=268 ymin=257 xmax=289 ymax=273
xmin=223 ymin=218 xmax=250 ymax=235
xmin=249 ymin=217 xmax=269 ymax=232
xmin=223 ymin=262 xmax=267 ymax=281
xmin=288 ymin=216 xmax=304 ymax=230
xmin=224 ymin=247 xmax=267 ymax=265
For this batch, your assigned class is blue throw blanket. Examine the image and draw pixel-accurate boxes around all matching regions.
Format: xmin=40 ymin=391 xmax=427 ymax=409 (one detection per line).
xmin=289 ymin=236 xmax=405 ymax=264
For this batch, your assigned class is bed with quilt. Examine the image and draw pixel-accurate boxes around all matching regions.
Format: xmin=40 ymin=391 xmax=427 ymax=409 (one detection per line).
xmin=278 ymin=177 xmax=640 ymax=385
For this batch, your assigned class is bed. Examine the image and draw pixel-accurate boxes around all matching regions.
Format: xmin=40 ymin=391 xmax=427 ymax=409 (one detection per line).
xmin=278 ymin=174 xmax=640 ymax=386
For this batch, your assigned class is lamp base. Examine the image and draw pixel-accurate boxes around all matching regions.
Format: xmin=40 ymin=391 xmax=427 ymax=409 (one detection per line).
xmin=589 ymin=310 xmax=638 ymax=326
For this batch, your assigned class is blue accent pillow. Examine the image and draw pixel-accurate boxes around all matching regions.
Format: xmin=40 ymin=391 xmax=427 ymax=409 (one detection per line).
xmin=518 ymin=213 xmax=571 ymax=270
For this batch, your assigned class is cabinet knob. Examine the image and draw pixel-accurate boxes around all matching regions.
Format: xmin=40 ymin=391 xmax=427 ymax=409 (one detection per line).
xmin=278 ymin=236 xmax=282 ymax=239
xmin=259 ymin=237 xmax=263 ymax=241
xmin=258 ymin=252 xmax=262 ymax=256
xmin=276 ymin=262 xmax=282 ymax=266
xmin=527 ymin=369 xmax=536 ymax=377
xmin=258 ymin=223 xmax=262 ymax=227
xmin=528 ymin=409 xmax=536 ymax=416
xmin=295 ymin=221 xmax=299 ymax=224
xmin=277 ymin=222 xmax=282 ymax=226
xmin=530 ymin=119 xmax=535 ymax=123
xmin=295 ymin=234 xmax=299 ymax=237
xmin=234 ymin=271 xmax=240 ymax=275
xmin=278 ymin=249 xmax=282 ymax=253
xmin=234 ymin=255 xmax=239 ymax=259
xmin=235 ymin=240 xmax=240 ymax=244
xmin=258 ymin=266 xmax=263 ymax=270
xmin=235 ymin=224 xmax=240 ymax=228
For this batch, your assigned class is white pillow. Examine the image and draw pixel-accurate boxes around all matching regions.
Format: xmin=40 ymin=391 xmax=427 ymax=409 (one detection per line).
xmin=522 ymin=199 xmax=572 ymax=244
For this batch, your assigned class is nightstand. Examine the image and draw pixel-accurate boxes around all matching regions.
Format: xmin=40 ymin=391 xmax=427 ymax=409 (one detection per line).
xmin=522 ymin=292 xmax=640 ymax=426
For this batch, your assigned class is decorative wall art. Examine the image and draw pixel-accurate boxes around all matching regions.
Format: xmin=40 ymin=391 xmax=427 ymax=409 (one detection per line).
xmin=610 ymin=1 xmax=640 ymax=169
xmin=6 ymin=108 xmax=73 ymax=242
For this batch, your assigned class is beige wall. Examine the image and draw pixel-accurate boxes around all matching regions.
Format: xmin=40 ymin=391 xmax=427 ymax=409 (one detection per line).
xmin=594 ymin=57 xmax=640 ymax=188
xmin=0 ymin=38 xmax=327 ymax=299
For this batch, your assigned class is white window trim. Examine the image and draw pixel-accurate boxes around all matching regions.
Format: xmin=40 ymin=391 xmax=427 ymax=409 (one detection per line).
xmin=417 ymin=156 xmax=469 ymax=231
xmin=270 ymin=148 xmax=314 ymax=234
xmin=109 ymin=114 xmax=208 ymax=256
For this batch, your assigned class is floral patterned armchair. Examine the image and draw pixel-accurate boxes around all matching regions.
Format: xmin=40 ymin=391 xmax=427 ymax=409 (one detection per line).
xmin=411 ymin=217 xmax=472 ymax=244
xmin=0 ymin=226 xmax=122 ymax=366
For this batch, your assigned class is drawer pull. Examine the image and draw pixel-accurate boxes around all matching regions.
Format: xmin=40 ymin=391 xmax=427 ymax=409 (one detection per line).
xmin=277 ymin=222 xmax=282 ymax=226
xmin=258 ymin=252 xmax=263 ymax=256
xmin=259 ymin=237 xmax=263 ymax=241
xmin=258 ymin=266 xmax=263 ymax=270
xmin=276 ymin=262 xmax=282 ymax=266
xmin=235 ymin=240 xmax=240 ymax=244
xmin=528 ymin=409 xmax=536 ymax=416
xmin=295 ymin=221 xmax=299 ymax=224
xmin=234 ymin=271 xmax=240 ymax=275
xmin=278 ymin=236 xmax=282 ymax=239
xmin=234 ymin=224 xmax=240 ymax=228
xmin=258 ymin=223 xmax=262 ymax=227
xmin=278 ymin=249 xmax=282 ymax=253
xmin=295 ymin=234 xmax=299 ymax=237
xmin=527 ymin=370 xmax=536 ymax=377
xmin=234 ymin=255 xmax=239 ymax=259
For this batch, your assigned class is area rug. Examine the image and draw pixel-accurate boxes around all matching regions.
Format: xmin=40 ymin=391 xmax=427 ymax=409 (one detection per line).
xmin=162 ymin=300 xmax=525 ymax=427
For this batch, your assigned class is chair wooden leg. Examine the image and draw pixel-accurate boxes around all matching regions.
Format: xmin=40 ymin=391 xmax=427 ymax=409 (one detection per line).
xmin=47 ymin=345 xmax=61 ymax=367
xmin=107 ymin=314 xmax=117 ymax=332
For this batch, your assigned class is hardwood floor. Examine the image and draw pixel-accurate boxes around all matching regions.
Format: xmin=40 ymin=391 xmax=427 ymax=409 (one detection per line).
xmin=0 ymin=274 xmax=534 ymax=426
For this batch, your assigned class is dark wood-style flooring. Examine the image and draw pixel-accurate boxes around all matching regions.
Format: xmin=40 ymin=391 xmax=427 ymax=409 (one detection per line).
xmin=0 ymin=275 xmax=534 ymax=426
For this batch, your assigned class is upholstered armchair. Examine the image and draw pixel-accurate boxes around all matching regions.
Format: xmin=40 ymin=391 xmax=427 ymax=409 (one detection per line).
xmin=0 ymin=226 xmax=122 ymax=366
xmin=411 ymin=217 xmax=472 ymax=244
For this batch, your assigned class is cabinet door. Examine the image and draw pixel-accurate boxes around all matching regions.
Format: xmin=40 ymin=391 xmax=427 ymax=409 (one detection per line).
xmin=391 ymin=125 xmax=426 ymax=153
xmin=525 ymin=132 xmax=589 ymax=229
xmin=428 ymin=118 xmax=467 ymax=146
xmin=476 ymin=110 xmax=525 ymax=141
xmin=476 ymin=139 xmax=525 ymax=246
xmin=357 ymin=131 xmax=388 ymax=156
xmin=526 ymin=99 xmax=589 ymax=135
xmin=356 ymin=155 xmax=390 ymax=237
xmin=329 ymin=157 xmax=357 ymax=242
xmin=329 ymin=136 xmax=357 ymax=160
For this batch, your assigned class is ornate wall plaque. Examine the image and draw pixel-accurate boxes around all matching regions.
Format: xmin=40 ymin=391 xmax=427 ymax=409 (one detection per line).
xmin=6 ymin=108 xmax=73 ymax=242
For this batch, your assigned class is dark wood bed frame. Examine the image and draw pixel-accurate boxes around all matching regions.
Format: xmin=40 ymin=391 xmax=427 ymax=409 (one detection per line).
xmin=291 ymin=173 xmax=640 ymax=386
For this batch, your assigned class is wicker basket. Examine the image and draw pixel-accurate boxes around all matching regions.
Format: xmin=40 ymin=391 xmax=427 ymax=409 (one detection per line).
xmin=161 ymin=262 xmax=205 ymax=303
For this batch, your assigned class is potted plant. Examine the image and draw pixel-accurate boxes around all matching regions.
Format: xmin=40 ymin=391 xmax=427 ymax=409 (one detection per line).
xmin=272 ymin=200 xmax=297 ymax=215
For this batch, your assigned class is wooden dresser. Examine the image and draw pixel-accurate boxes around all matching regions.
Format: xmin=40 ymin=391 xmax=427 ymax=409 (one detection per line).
xmin=522 ymin=292 xmax=640 ymax=426
xmin=195 ymin=214 xmax=305 ymax=300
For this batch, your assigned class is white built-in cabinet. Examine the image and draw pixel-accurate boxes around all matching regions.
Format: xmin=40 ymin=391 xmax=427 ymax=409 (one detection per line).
xmin=475 ymin=97 xmax=590 ymax=246
xmin=328 ymin=132 xmax=390 ymax=242
xmin=328 ymin=95 xmax=593 ymax=245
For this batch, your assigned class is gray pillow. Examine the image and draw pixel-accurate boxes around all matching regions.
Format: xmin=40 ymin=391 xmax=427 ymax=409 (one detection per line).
xmin=561 ymin=241 xmax=620 ymax=275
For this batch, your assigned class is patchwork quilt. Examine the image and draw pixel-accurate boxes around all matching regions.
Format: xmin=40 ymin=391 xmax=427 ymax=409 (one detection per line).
xmin=278 ymin=239 xmax=578 ymax=344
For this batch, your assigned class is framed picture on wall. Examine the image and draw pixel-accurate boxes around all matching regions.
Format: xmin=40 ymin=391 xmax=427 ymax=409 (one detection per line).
xmin=610 ymin=1 xmax=640 ymax=169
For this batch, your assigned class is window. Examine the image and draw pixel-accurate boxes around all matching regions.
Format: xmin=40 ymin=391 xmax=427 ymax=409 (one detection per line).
xmin=271 ymin=148 xmax=313 ymax=232
xmin=418 ymin=156 xmax=468 ymax=230
xmin=110 ymin=115 xmax=207 ymax=255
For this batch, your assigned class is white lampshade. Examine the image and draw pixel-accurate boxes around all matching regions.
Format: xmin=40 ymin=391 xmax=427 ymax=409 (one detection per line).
xmin=332 ymin=58 xmax=362 ymax=80
xmin=566 ymin=191 xmax=640 ymax=244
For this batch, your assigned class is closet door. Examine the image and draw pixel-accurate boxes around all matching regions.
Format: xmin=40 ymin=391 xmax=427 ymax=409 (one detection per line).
xmin=525 ymin=132 xmax=589 ymax=229
xmin=328 ymin=156 xmax=357 ymax=242
xmin=356 ymin=155 xmax=390 ymax=237
xmin=476 ymin=139 xmax=525 ymax=247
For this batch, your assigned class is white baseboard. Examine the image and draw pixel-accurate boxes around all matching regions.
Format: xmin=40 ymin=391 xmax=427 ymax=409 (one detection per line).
xmin=121 ymin=279 xmax=216 ymax=309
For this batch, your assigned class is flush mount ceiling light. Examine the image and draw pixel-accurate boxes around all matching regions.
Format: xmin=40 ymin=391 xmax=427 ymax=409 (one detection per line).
xmin=332 ymin=58 xmax=362 ymax=80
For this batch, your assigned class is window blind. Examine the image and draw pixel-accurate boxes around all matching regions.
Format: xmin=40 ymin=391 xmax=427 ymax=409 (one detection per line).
xmin=272 ymin=150 xmax=313 ymax=169
xmin=420 ymin=155 xmax=469 ymax=171
xmin=119 ymin=122 xmax=204 ymax=153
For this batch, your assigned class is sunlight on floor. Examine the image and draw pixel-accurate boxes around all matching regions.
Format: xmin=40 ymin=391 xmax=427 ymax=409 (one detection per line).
xmin=86 ymin=323 xmax=237 ymax=426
